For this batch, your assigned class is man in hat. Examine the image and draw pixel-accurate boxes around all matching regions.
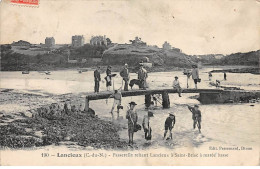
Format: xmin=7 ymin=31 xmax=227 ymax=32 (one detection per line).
xmin=163 ymin=113 xmax=176 ymax=140
xmin=126 ymin=101 xmax=138 ymax=145
xmin=172 ymin=76 xmax=182 ymax=97
xmin=94 ymin=66 xmax=101 ymax=93
xmin=191 ymin=64 xmax=199 ymax=89
xmin=138 ymin=64 xmax=148 ymax=89
xmin=188 ymin=104 xmax=202 ymax=133
xmin=120 ymin=63 xmax=130 ymax=91
xmin=142 ymin=111 xmax=154 ymax=141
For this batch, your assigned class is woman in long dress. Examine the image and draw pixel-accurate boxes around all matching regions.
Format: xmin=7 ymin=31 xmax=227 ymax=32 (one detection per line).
xmin=106 ymin=66 xmax=112 ymax=91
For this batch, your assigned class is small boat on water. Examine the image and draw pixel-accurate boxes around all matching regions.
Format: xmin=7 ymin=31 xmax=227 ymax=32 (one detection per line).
xmin=22 ymin=71 xmax=29 ymax=74
xmin=45 ymin=71 xmax=51 ymax=75
xmin=77 ymin=68 xmax=89 ymax=73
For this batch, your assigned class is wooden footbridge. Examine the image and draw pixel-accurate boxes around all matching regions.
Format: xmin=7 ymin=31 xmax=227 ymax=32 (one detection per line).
xmin=84 ymin=88 xmax=227 ymax=111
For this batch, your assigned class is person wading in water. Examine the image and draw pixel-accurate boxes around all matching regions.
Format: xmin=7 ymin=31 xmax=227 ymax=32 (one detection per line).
xmin=163 ymin=113 xmax=176 ymax=140
xmin=126 ymin=101 xmax=138 ymax=146
xmin=188 ymin=104 xmax=202 ymax=133
xmin=142 ymin=111 xmax=154 ymax=141
xmin=109 ymin=87 xmax=123 ymax=120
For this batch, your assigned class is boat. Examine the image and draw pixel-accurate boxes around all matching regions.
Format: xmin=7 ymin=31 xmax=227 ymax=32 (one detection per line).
xmin=45 ymin=71 xmax=51 ymax=75
xmin=77 ymin=68 xmax=89 ymax=73
xmin=22 ymin=71 xmax=29 ymax=74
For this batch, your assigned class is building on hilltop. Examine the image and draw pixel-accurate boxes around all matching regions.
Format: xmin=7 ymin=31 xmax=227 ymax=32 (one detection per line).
xmin=172 ymin=47 xmax=182 ymax=53
xmin=162 ymin=41 xmax=171 ymax=50
xmin=72 ymin=35 xmax=85 ymax=47
xmin=45 ymin=37 xmax=55 ymax=48
xmin=90 ymin=35 xmax=107 ymax=46
xmin=129 ymin=37 xmax=147 ymax=46
xmin=11 ymin=40 xmax=31 ymax=46
xmin=162 ymin=41 xmax=182 ymax=53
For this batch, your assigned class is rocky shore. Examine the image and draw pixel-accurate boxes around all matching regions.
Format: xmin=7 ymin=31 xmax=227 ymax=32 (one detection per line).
xmin=0 ymin=91 xmax=128 ymax=149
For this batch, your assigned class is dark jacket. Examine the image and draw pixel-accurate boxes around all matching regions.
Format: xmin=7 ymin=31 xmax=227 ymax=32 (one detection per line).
xmin=94 ymin=70 xmax=101 ymax=81
xmin=138 ymin=68 xmax=148 ymax=80
xmin=165 ymin=116 xmax=175 ymax=127
xmin=120 ymin=68 xmax=129 ymax=80
xmin=106 ymin=68 xmax=111 ymax=76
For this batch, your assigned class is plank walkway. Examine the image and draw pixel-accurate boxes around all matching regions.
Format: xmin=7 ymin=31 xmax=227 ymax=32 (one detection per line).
xmin=84 ymin=88 xmax=224 ymax=111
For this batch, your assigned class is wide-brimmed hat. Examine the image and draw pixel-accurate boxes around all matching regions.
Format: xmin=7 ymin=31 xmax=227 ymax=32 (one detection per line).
xmin=129 ymin=101 xmax=137 ymax=106
xmin=194 ymin=104 xmax=199 ymax=107
xmin=148 ymin=111 xmax=154 ymax=117
xmin=169 ymin=113 xmax=174 ymax=116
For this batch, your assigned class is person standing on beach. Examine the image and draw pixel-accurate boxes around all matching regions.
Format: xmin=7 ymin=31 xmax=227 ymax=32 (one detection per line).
xmin=188 ymin=104 xmax=202 ymax=133
xmin=94 ymin=66 xmax=101 ymax=93
xmin=120 ymin=63 xmax=130 ymax=91
xmin=105 ymin=66 xmax=112 ymax=91
xmin=224 ymin=72 xmax=227 ymax=80
xmin=138 ymin=64 xmax=148 ymax=89
xmin=142 ymin=111 xmax=154 ymax=141
xmin=109 ymin=87 xmax=122 ymax=120
xmin=209 ymin=72 xmax=212 ymax=81
xmin=191 ymin=65 xmax=199 ymax=89
xmin=163 ymin=113 xmax=176 ymax=140
xmin=126 ymin=101 xmax=138 ymax=146
xmin=172 ymin=76 xmax=182 ymax=97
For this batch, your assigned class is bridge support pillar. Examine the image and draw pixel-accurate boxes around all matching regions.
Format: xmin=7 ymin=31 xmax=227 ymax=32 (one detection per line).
xmin=162 ymin=92 xmax=170 ymax=108
xmin=145 ymin=94 xmax=151 ymax=108
xmin=84 ymin=97 xmax=89 ymax=112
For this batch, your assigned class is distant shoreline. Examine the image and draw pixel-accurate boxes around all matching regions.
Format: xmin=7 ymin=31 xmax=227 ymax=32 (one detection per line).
xmin=1 ymin=65 xmax=258 ymax=73
xmin=210 ymin=67 xmax=260 ymax=75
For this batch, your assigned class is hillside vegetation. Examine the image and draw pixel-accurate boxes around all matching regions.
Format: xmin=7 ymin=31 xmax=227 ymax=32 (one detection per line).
xmin=102 ymin=44 xmax=197 ymax=68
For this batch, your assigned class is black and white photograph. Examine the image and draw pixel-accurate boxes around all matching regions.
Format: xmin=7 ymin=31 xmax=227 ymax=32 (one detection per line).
xmin=0 ymin=0 xmax=259 ymax=166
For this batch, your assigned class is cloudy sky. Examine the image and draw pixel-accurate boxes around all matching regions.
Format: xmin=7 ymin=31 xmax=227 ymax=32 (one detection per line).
xmin=0 ymin=0 xmax=259 ymax=55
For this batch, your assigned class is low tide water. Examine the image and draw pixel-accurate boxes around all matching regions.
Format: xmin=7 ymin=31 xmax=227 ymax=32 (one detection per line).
xmin=0 ymin=67 xmax=259 ymax=150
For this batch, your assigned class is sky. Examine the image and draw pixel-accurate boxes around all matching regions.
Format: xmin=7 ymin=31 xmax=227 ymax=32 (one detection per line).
xmin=0 ymin=0 xmax=260 ymax=55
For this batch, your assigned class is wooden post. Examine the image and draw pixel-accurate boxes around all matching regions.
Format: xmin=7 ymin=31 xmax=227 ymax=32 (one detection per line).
xmin=145 ymin=94 xmax=151 ymax=108
xmin=84 ymin=96 xmax=89 ymax=112
xmin=162 ymin=92 xmax=170 ymax=108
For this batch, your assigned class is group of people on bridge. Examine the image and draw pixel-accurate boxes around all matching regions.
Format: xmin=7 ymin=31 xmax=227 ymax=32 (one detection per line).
xmin=93 ymin=63 xmax=204 ymax=146
xmin=94 ymin=63 xmax=148 ymax=93
xmin=94 ymin=63 xmax=203 ymax=93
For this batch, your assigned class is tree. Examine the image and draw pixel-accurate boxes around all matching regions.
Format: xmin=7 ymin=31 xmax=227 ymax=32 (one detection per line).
xmin=106 ymin=38 xmax=112 ymax=45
